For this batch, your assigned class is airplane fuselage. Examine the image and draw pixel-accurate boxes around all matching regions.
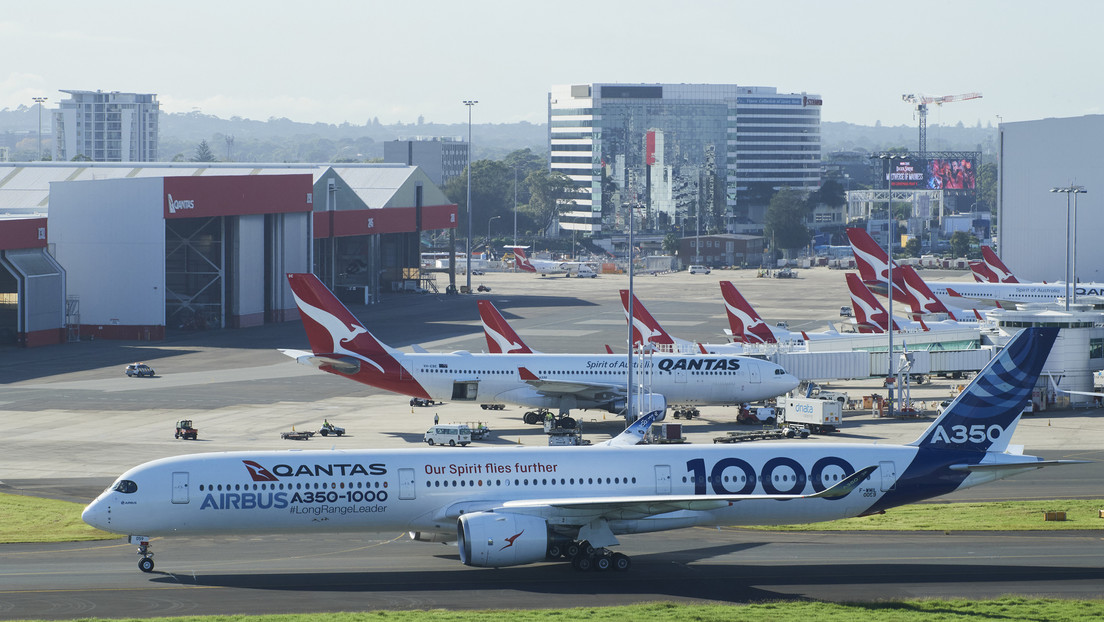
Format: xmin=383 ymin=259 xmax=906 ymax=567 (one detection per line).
xmin=82 ymin=442 xmax=1025 ymax=539
xmin=329 ymin=351 xmax=798 ymax=411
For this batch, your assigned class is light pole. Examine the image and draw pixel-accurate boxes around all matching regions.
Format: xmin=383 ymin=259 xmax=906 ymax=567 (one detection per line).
xmin=32 ymin=97 xmax=47 ymax=160
xmin=513 ymin=166 xmax=519 ymax=250
xmin=487 ymin=215 xmax=500 ymax=256
xmin=463 ymin=100 xmax=478 ymax=293
xmin=1050 ymin=185 xmax=1088 ymax=310
xmin=880 ymin=153 xmax=907 ymax=415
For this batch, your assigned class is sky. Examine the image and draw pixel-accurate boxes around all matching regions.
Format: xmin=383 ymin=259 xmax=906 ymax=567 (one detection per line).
xmin=3 ymin=0 xmax=1102 ymax=128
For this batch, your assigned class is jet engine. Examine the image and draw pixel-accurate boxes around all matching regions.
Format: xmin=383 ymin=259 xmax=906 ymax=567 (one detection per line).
xmin=606 ymin=392 xmax=667 ymax=422
xmin=457 ymin=512 xmax=549 ymax=567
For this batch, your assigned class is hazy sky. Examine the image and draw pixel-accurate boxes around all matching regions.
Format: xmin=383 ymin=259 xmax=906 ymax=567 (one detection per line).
xmin=3 ymin=0 xmax=1101 ymax=127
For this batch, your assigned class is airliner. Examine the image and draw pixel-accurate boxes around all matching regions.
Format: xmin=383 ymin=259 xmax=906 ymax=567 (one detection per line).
xmin=280 ymin=273 xmax=799 ymax=419
xmin=846 ymin=273 xmax=967 ymax=333
xmin=719 ymin=281 xmax=840 ymax=344
xmin=848 ymin=227 xmax=1104 ymax=306
xmin=978 ymin=247 xmax=1021 ymax=283
xmin=510 ymin=247 xmax=598 ymax=278
xmin=84 ymin=327 xmax=1084 ymax=574
xmin=895 ymin=265 xmax=987 ymax=324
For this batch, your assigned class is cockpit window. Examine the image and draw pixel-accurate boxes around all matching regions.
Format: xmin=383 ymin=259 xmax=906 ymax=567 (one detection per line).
xmin=112 ymin=480 xmax=138 ymax=494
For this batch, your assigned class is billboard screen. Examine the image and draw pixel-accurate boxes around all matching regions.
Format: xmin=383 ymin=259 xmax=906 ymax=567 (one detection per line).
xmin=927 ymin=158 xmax=976 ymax=190
xmin=888 ymin=159 xmax=925 ymax=188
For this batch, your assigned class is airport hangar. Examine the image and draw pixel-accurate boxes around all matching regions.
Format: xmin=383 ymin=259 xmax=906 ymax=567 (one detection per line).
xmin=0 ymin=163 xmax=457 ymax=345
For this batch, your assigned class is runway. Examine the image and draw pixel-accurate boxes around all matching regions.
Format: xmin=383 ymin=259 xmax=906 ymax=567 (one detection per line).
xmin=3 ymin=528 xmax=1103 ymax=620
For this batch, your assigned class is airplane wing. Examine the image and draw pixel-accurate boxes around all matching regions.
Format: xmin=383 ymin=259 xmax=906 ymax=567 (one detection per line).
xmin=278 ymin=349 xmax=361 ymax=374
xmin=517 ymin=366 xmax=623 ymax=399
xmin=438 ymin=466 xmax=877 ymax=524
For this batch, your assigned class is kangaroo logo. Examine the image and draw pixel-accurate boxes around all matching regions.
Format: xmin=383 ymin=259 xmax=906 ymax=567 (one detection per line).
xmin=291 ymin=291 xmax=385 ymax=374
xmin=724 ymin=300 xmax=772 ymax=343
xmin=483 ymin=322 xmax=526 ymax=353
xmin=243 ymin=460 xmax=280 ymax=482
xmin=500 ymin=530 xmax=524 ymax=551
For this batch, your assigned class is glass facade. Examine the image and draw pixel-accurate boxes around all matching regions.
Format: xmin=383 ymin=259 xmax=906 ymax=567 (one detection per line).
xmin=549 ymin=84 xmax=822 ymax=234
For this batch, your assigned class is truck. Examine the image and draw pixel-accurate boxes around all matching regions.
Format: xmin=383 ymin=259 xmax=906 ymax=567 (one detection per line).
xmin=174 ymin=420 xmax=198 ymax=440
xmin=778 ymin=396 xmax=843 ymax=434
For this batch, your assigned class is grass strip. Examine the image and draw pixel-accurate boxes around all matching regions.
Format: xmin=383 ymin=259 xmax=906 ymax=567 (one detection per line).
xmin=0 ymin=491 xmax=116 ymax=543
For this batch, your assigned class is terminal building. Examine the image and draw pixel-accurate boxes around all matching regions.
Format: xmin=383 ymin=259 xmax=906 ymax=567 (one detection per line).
xmin=0 ymin=163 xmax=456 ymax=346
xmin=548 ymin=83 xmax=822 ymax=234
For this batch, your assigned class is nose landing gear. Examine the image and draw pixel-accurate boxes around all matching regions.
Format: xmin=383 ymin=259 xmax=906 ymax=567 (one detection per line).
xmin=131 ymin=536 xmax=154 ymax=572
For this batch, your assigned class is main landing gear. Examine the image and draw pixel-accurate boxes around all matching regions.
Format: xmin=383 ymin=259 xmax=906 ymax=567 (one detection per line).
xmin=547 ymin=540 xmax=631 ymax=572
xmin=133 ymin=537 xmax=154 ymax=572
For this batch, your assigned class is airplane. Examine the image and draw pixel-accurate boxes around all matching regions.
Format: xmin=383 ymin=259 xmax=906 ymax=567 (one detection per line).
xmin=477 ymin=300 xmax=536 ymax=354
xmin=845 ymin=273 xmax=967 ymax=333
xmin=980 ymin=246 xmax=1021 ymax=283
xmin=848 ymin=227 xmax=1104 ymax=306
xmin=280 ymin=273 xmax=799 ymax=422
xmin=719 ymin=281 xmax=840 ymax=344
xmin=895 ymin=265 xmax=987 ymax=324
xmin=619 ymin=289 xmax=744 ymax=355
xmin=510 ymin=247 xmax=598 ymax=278
xmin=84 ymin=327 xmax=1085 ymax=574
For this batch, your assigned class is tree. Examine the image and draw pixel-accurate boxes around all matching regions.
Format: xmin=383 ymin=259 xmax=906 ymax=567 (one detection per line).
xmin=904 ymin=237 xmax=921 ymax=257
xmin=976 ymin=162 xmax=998 ymax=216
xmin=191 ymin=140 xmax=217 ymax=162
xmin=764 ymin=187 xmax=811 ymax=253
xmin=663 ymin=232 xmax=679 ymax=255
xmin=525 ymin=170 xmax=576 ymax=236
xmin=949 ymin=230 xmax=976 ymax=258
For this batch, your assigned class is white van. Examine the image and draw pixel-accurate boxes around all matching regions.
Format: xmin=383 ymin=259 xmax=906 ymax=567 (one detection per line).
xmin=688 ymin=265 xmax=711 ymax=275
xmin=424 ymin=424 xmax=472 ymax=446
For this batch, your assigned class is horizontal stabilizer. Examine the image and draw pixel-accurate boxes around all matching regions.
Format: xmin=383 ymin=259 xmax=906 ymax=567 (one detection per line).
xmin=278 ymin=349 xmax=360 ymax=373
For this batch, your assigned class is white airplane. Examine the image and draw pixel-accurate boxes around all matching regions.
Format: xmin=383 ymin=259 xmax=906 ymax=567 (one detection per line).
xmin=509 ymin=247 xmax=598 ymax=278
xmin=279 ymin=273 xmax=799 ymax=420
xmin=845 ymin=273 xmax=967 ymax=334
xmin=84 ymin=327 xmax=1084 ymax=574
xmin=619 ymin=289 xmax=744 ymax=355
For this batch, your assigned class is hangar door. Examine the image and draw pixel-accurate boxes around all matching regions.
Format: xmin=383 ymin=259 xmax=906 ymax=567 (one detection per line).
xmin=165 ymin=217 xmax=225 ymax=330
xmin=0 ymin=249 xmax=65 ymax=346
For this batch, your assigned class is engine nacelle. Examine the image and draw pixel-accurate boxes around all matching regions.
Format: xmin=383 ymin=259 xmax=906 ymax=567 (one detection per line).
xmin=606 ymin=392 xmax=667 ymax=421
xmin=408 ymin=530 xmax=453 ymax=543
xmin=457 ymin=512 xmax=549 ymax=567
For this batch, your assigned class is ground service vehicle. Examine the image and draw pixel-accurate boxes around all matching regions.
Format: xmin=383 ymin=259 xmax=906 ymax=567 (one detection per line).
xmin=779 ymin=397 xmax=843 ymax=433
xmin=318 ymin=422 xmax=345 ymax=437
xmin=688 ymin=265 xmax=710 ymax=274
xmin=174 ymin=420 xmax=197 ymax=440
xmin=424 ymin=424 xmax=472 ymax=446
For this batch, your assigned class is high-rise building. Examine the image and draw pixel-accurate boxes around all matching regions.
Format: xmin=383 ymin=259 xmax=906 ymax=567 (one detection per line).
xmin=549 ymin=83 xmax=822 ymax=234
xmin=52 ymin=90 xmax=159 ymax=162
xmin=383 ymin=138 xmax=468 ymax=186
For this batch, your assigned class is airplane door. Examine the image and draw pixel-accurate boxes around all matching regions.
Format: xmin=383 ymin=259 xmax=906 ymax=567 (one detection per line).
xmin=879 ymin=461 xmax=897 ymax=492
xmin=675 ymin=370 xmax=687 ymax=384
xmin=171 ymin=472 xmax=190 ymax=504
xmin=451 ymin=381 xmax=478 ymax=401
xmin=749 ymin=363 xmax=761 ymax=384
xmin=655 ymin=465 xmax=671 ymax=494
xmin=398 ymin=468 xmax=416 ymax=500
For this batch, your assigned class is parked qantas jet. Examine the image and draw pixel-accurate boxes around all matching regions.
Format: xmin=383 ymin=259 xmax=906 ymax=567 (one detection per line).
xmin=510 ymin=247 xmax=597 ymax=278
xmin=980 ymin=246 xmax=1021 ymax=283
xmin=845 ymin=273 xmax=967 ymax=333
xmin=280 ymin=273 xmax=799 ymax=419
xmin=619 ymin=289 xmax=743 ymax=354
xmin=719 ymin=281 xmax=839 ymax=344
xmin=846 ymin=227 xmax=920 ymax=310
xmin=84 ymin=327 xmax=1083 ymax=574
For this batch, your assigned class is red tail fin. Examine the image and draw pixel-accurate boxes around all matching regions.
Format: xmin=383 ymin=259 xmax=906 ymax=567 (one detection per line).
xmin=845 ymin=272 xmax=897 ymax=332
xmin=898 ymin=265 xmax=955 ymax=317
xmin=620 ymin=290 xmax=676 ymax=348
xmin=719 ymin=281 xmax=776 ymax=344
xmin=982 ymin=246 xmax=1020 ymax=283
xmin=513 ymin=248 xmax=536 ymax=273
xmin=969 ymin=260 xmax=997 ymax=283
xmin=286 ymin=273 xmax=429 ymax=398
xmin=846 ymin=227 xmax=891 ymax=284
xmin=477 ymin=300 xmax=534 ymax=354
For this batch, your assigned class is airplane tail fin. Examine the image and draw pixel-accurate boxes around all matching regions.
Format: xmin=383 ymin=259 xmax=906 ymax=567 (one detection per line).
xmin=600 ymin=411 xmax=660 ymax=447
xmin=982 ymin=246 xmax=1020 ymax=283
xmin=719 ymin=281 xmax=776 ymax=344
xmin=845 ymin=273 xmax=894 ymax=332
xmin=898 ymin=265 xmax=955 ymax=317
xmin=620 ymin=290 xmax=676 ymax=348
xmin=477 ymin=300 xmax=534 ymax=354
xmin=912 ymin=328 xmax=1058 ymax=452
xmin=513 ymin=248 xmax=536 ymax=273
xmin=970 ymin=260 xmax=998 ymax=283
xmin=846 ymin=227 xmax=890 ymax=284
xmin=286 ymin=273 xmax=428 ymax=396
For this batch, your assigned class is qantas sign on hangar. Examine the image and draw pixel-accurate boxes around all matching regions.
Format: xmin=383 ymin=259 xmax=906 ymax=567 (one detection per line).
xmin=49 ymin=174 xmax=314 ymax=341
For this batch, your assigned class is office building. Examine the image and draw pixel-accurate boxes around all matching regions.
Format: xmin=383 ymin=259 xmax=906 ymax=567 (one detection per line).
xmin=549 ymin=83 xmax=822 ymax=234
xmin=52 ymin=90 xmax=159 ymax=162
xmin=384 ymin=138 xmax=468 ymax=187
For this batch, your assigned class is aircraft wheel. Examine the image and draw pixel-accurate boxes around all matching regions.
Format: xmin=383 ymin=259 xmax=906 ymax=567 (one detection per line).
xmin=593 ymin=554 xmax=611 ymax=572
xmin=572 ymin=554 xmax=593 ymax=571
xmin=547 ymin=543 xmax=563 ymax=559
xmin=612 ymin=552 xmax=631 ymax=571
xmin=565 ymin=542 xmax=581 ymax=558
xmin=139 ymin=558 xmax=154 ymax=573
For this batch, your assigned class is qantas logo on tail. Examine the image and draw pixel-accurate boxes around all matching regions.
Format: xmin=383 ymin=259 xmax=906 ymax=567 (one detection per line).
xmin=290 ymin=290 xmax=386 ymax=374
xmin=620 ymin=290 xmax=675 ymax=347
xmin=477 ymin=300 xmax=532 ymax=354
xmin=719 ymin=282 xmax=775 ymax=343
xmin=846 ymin=227 xmax=891 ymax=283
xmin=512 ymin=248 xmax=536 ymax=273
xmin=846 ymin=273 xmax=895 ymax=332
xmin=982 ymin=247 xmax=1020 ymax=283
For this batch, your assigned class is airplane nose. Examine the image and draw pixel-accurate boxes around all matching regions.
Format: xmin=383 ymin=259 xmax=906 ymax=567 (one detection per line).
xmin=82 ymin=499 xmax=108 ymax=530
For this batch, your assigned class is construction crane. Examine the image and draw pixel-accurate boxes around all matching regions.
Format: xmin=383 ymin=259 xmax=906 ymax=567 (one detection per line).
xmin=901 ymin=92 xmax=982 ymax=155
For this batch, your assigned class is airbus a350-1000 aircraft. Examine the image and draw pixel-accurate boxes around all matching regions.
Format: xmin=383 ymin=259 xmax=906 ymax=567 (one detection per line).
xmin=84 ymin=327 xmax=1085 ymax=573
xmin=278 ymin=273 xmax=799 ymax=419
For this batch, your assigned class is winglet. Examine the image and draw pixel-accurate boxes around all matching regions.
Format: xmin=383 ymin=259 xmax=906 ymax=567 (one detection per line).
xmin=605 ymin=344 xmax=614 ymax=354
xmin=518 ymin=366 xmax=539 ymax=381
